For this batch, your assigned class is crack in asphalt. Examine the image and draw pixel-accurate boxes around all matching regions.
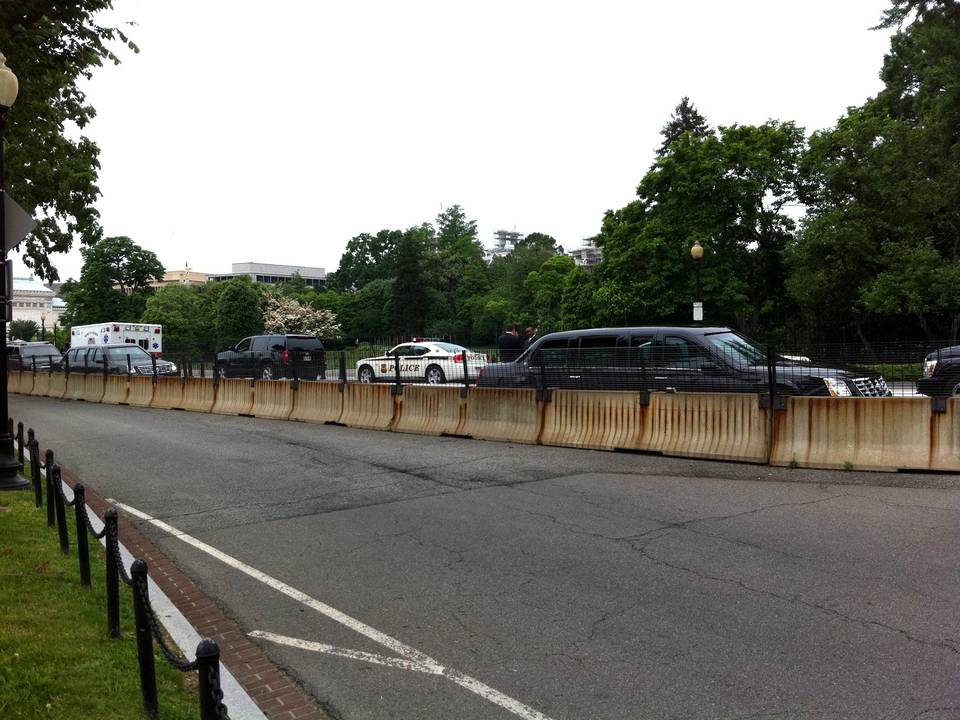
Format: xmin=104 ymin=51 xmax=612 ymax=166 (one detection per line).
xmin=632 ymin=542 xmax=959 ymax=657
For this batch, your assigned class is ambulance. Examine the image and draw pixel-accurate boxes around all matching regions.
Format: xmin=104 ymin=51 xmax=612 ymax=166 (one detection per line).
xmin=69 ymin=322 xmax=164 ymax=357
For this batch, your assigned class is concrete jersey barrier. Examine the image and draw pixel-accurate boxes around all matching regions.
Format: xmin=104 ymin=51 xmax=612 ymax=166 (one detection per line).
xmin=540 ymin=389 xmax=650 ymax=451
xmin=81 ymin=374 xmax=106 ymax=404
xmin=180 ymin=378 xmax=216 ymax=413
xmin=126 ymin=376 xmax=155 ymax=407
xmin=460 ymin=387 xmax=542 ymax=444
xmin=339 ymin=383 xmax=397 ymax=430
xmin=393 ymin=385 xmax=465 ymax=436
xmin=646 ymin=392 xmax=768 ymax=464
xmin=251 ymin=380 xmax=294 ymax=420
xmin=289 ymin=381 xmax=342 ymax=424
xmin=151 ymin=377 xmax=186 ymax=410
xmin=47 ymin=372 xmax=67 ymax=399
xmin=101 ymin=375 xmax=129 ymax=405
xmin=771 ymin=396 xmax=960 ymax=472
xmin=63 ymin=373 xmax=86 ymax=401
xmin=30 ymin=372 xmax=51 ymax=398
xmin=212 ymin=378 xmax=254 ymax=416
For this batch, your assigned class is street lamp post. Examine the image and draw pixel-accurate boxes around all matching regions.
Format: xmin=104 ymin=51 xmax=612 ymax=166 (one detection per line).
xmin=690 ymin=239 xmax=704 ymax=323
xmin=0 ymin=52 xmax=27 ymax=489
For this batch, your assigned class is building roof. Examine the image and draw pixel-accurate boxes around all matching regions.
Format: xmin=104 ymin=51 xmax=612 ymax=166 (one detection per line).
xmin=13 ymin=277 xmax=54 ymax=294
xmin=52 ymin=297 xmax=66 ymax=308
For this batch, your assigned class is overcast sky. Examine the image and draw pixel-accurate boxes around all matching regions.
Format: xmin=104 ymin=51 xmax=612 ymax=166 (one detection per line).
xmin=13 ymin=0 xmax=895 ymax=283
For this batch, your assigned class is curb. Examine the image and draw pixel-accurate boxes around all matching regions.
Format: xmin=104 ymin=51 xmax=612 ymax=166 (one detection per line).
xmin=56 ymin=463 xmax=332 ymax=720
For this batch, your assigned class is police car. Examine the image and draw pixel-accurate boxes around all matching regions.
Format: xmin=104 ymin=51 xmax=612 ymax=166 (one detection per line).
xmin=356 ymin=341 xmax=486 ymax=384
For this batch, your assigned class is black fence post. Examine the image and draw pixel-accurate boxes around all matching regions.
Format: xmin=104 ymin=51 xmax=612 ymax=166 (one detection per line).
xmin=73 ymin=483 xmax=91 ymax=588
xmin=127 ymin=354 xmax=132 ymax=376
xmin=150 ymin=355 xmax=158 ymax=384
xmin=45 ymin=449 xmax=55 ymax=527
xmin=196 ymin=639 xmax=227 ymax=720
xmin=52 ymin=465 xmax=70 ymax=555
xmin=766 ymin=345 xmax=777 ymax=464
xmin=104 ymin=508 xmax=121 ymax=638
xmin=462 ymin=350 xmax=470 ymax=389
xmin=339 ymin=351 xmax=347 ymax=387
xmin=29 ymin=440 xmax=42 ymax=508
xmin=200 ymin=358 xmax=205 ymax=379
xmin=292 ymin=349 xmax=300 ymax=382
xmin=131 ymin=559 xmax=159 ymax=718
xmin=64 ymin=354 xmax=70 ymax=377
xmin=537 ymin=349 xmax=551 ymax=401
xmin=84 ymin=351 xmax=89 ymax=376
xmin=32 ymin=356 xmax=37 ymax=374
xmin=393 ymin=353 xmax=402 ymax=395
xmin=17 ymin=422 xmax=24 ymax=465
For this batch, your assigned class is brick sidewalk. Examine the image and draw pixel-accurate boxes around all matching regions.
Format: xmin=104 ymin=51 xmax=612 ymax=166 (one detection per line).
xmin=58 ymin=463 xmax=332 ymax=720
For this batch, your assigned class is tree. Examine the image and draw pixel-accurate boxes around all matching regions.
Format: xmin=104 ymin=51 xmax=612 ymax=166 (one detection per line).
xmin=656 ymin=96 xmax=710 ymax=158
xmin=0 ymin=1 xmax=138 ymax=280
xmin=791 ymin=0 xmax=960 ymax=343
xmin=263 ymin=291 xmax=341 ymax=337
xmin=391 ymin=227 xmax=430 ymax=335
xmin=141 ymin=284 xmax=213 ymax=355
xmin=327 ymin=230 xmax=400 ymax=291
xmin=8 ymin=319 xmax=38 ymax=341
xmin=214 ymin=279 xmax=263 ymax=348
xmin=60 ymin=236 xmax=164 ymax=326
xmin=524 ymin=255 xmax=577 ymax=331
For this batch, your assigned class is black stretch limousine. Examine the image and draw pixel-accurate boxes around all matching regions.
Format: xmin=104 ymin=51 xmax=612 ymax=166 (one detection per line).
xmin=476 ymin=326 xmax=891 ymax=397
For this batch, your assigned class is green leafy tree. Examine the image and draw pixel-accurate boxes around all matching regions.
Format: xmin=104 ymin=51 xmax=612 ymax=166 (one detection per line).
xmin=391 ymin=227 xmax=430 ymax=335
xmin=0 ymin=1 xmax=137 ymax=280
xmin=656 ymin=96 xmax=710 ymax=158
xmin=524 ymin=255 xmax=577 ymax=331
xmin=8 ymin=319 xmax=38 ymax=341
xmin=141 ymin=284 xmax=214 ymax=355
xmin=60 ymin=236 xmax=164 ymax=326
xmin=339 ymin=278 xmax=395 ymax=338
xmin=327 ymin=230 xmax=400 ymax=291
xmin=214 ymin=279 xmax=263 ymax=348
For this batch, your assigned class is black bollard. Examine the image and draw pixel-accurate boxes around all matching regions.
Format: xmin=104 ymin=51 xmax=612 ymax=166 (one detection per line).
xmin=17 ymin=423 xmax=25 ymax=466
xmin=73 ymin=483 xmax=91 ymax=587
xmin=52 ymin=465 xmax=69 ymax=555
xmin=393 ymin=353 xmax=402 ymax=395
xmin=29 ymin=440 xmax=42 ymax=508
xmin=45 ymin=449 xmax=55 ymax=527
xmin=131 ymin=559 xmax=159 ymax=718
xmin=196 ymin=639 xmax=228 ymax=720
xmin=104 ymin=508 xmax=121 ymax=638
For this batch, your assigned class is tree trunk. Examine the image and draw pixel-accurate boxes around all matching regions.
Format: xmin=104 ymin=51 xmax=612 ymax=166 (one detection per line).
xmin=918 ymin=312 xmax=935 ymax=342
xmin=853 ymin=315 xmax=876 ymax=361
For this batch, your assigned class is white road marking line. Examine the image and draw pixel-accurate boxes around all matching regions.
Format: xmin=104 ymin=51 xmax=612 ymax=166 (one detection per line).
xmin=110 ymin=500 xmax=558 ymax=720
xmin=249 ymin=631 xmax=437 ymax=674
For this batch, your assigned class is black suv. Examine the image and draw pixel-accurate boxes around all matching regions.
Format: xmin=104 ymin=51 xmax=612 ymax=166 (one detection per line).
xmin=216 ymin=334 xmax=326 ymax=380
xmin=8 ymin=342 xmax=62 ymax=371
xmin=63 ymin=345 xmax=178 ymax=375
xmin=917 ymin=344 xmax=960 ymax=397
xmin=476 ymin=326 xmax=891 ymax=396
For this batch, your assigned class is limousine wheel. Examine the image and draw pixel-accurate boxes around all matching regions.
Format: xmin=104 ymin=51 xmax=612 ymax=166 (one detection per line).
xmin=216 ymin=363 xmax=228 ymax=380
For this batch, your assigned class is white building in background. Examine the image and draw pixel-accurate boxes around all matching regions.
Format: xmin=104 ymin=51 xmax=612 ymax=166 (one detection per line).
xmin=484 ymin=230 xmax=523 ymax=263
xmin=568 ymin=239 xmax=603 ymax=269
xmin=11 ymin=276 xmax=66 ymax=330
xmin=208 ymin=262 xmax=326 ymax=288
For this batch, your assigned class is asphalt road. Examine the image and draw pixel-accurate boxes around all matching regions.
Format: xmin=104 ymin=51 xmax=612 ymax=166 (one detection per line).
xmin=11 ymin=394 xmax=960 ymax=720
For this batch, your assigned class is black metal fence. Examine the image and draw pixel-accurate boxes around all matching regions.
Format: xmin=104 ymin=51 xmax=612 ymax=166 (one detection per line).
xmin=12 ymin=336 xmax=957 ymax=398
xmin=12 ymin=421 xmax=231 ymax=720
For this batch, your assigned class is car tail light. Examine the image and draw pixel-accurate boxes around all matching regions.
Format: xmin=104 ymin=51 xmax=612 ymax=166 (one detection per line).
xmin=150 ymin=352 xmax=162 ymax=359
xmin=454 ymin=353 xmax=464 ymax=363
xmin=478 ymin=366 xmax=485 ymax=378
xmin=281 ymin=349 xmax=290 ymax=364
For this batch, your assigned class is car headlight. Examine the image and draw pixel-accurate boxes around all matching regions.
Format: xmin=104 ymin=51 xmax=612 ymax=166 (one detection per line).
xmin=924 ymin=359 xmax=938 ymax=377
xmin=169 ymin=363 xmax=178 ymax=372
xmin=823 ymin=377 xmax=851 ymax=397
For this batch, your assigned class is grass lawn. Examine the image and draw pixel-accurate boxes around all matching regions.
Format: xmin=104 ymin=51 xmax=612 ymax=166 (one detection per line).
xmin=0 ymin=480 xmax=201 ymax=720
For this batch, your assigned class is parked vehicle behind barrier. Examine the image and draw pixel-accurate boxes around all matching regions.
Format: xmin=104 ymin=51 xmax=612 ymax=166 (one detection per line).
xmin=356 ymin=341 xmax=486 ymax=384
xmin=476 ymin=326 xmax=892 ymax=396
xmin=917 ymin=344 xmax=960 ymax=397
xmin=8 ymin=342 xmax=62 ymax=371
xmin=215 ymin=334 xmax=326 ymax=380
xmin=63 ymin=344 xmax=178 ymax=375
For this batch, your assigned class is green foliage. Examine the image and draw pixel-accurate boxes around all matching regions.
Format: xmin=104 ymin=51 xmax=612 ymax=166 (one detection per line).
xmin=141 ymin=284 xmax=214 ymax=354
xmin=214 ymin=279 xmax=263 ymax=348
xmin=391 ymin=227 xmax=430 ymax=335
xmin=0 ymin=1 xmax=138 ymax=280
xmin=8 ymin=319 xmax=38 ymax=341
xmin=60 ymin=236 xmax=164 ymax=326
xmin=327 ymin=230 xmax=400 ymax=292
